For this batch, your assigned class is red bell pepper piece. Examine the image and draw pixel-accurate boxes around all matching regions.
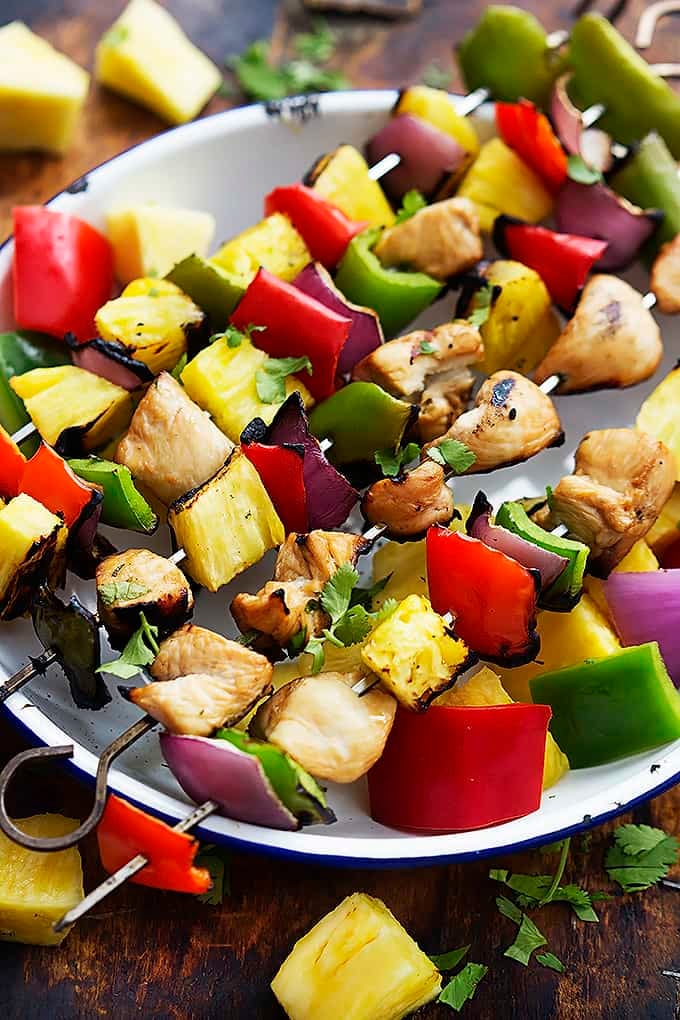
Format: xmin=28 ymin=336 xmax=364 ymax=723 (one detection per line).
xmin=0 ymin=425 xmax=27 ymax=500
xmin=97 ymin=795 xmax=212 ymax=894
xmin=230 ymin=268 xmax=351 ymax=401
xmin=265 ymin=184 xmax=366 ymax=269
xmin=368 ymin=702 xmax=551 ymax=832
xmin=426 ymin=525 xmax=540 ymax=665
xmin=495 ymin=99 xmax=568 ymax=194
xmin=494 ymin=217 xmax=608 ymax=310
xmin=12 ymin=206 xmax=114 ymax=343
xmin=242 ymin=441 xmax=308 ymax=533
xmin=21 ymin=443 xmax=96 ymax=529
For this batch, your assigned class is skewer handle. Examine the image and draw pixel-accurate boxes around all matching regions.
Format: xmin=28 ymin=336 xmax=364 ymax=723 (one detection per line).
xmin=0 ymin=648 xmax=58 ymax=705
xmin=10 ymin=421 xmax=38 ymax=446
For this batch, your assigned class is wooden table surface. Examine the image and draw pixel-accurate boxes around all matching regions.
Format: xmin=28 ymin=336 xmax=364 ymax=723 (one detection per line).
xmin=1 ymin=1 xmax=679 ymax=1017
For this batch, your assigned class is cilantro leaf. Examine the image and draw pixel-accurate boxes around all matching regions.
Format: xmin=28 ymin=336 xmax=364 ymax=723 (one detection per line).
xmin=374 ymin=442 xmax=421 ymax=478
xmin=171 ymin=352 xmax=187 ymax=380
xmin=426 ymin=439 xmax=476 ymax=474
xmin=496 ymin=895 xmax=522 ymax=924
xmin=605 ymin=824 xmax=679 ymax=893
xmin=98 ymin=581 xmax=150 ymax=607
xmin=320 ymin=563 xmax=359 ymax=625
xmin=256 ymin=355 xmax=312 ymax=404
xmin=228 ymin=38 xmax=348 ymax=102
xmin=96 ymin=612 xmax=160 ymax=680
xmin=429 ymin=945 xmax=470 ymax=971
xmin=467 ymin=283 xmax=495 ymax=328
xmin=421 ymin=61 xmax=452 ymax=90
xmin=536 ymin=951 xmax=565 ymax=974
xmin=303 ymin=635 xmax=326 ymax=674
xmin=567 ymin=154 xmax=603 ymax=185
xmin=332 ymin=604 xmax=374 ymax=647
xmin=438 ymin=962 xmax=488 ymax=1012
xmin=419 ymin=340 xmax=436 ymax=355
xmin=103 ymin=24 xmax=129 ymax=47
xmin=210 ymin=323 xmax=264 ymax=348
xmin=293 ymin=18 xmax=335 ymax=62
xmin=504 ymin=913 xmax=547 ymax=966
xmin=395 ymin=189 xmax=427 ymax=225
xmin=350 ymin=573 xmax=392 ymax=609
xmin=195 ymin=844 xmax=230 ymax=905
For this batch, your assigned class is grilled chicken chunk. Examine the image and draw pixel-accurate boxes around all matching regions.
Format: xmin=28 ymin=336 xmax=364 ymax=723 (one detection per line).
xmin=231 ymin=579 xmax=326 ymax=647
xmin=651 ymin=234 xmax=680 ymax=315
xmin=96 ymin=548 xmax=193 ymax=650
xmin=362 ymin=459 xmax=455 ymax=539
xmin=250 ymin=670 xmax=396 ymax=783
xmin=274 ymin=530 xmax=369 ymax=583
xmin=373 ymin=197 xmax=483 ymax=280
xmin=426 ymin=371 xmax=563 ymax=473
xmin=418 ymin=370 xmax=476 ymax=444
xmin=534 ymin=275 xmax=663 ymax=393
xmin=129 ymin=623 xmax=273 ymax=735
xmin=116 ymin=372 xmax=233 ymax=505
xmin=550 ymin=428 xmax=676 ymax=576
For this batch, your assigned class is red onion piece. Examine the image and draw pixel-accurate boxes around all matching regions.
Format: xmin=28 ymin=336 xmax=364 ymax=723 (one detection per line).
xmin=294 ymin=262 xmax=383 ymax=376
xmin=555 ymin=180 xmax=662 ymax=271
xmin=467 ymin=493 xmax=568 ymax=591
xmin=365 ymin=113 xmax=467 ymax=202
xmin=160 ymin=733 xmax=299 ymax=829
xmin=604 ymin=570 xmax=680 ymax=687
xmin=550 ymin=74 xmax=613 ymax=174
xmin=72 ymin=339 xmax=151 ymax=391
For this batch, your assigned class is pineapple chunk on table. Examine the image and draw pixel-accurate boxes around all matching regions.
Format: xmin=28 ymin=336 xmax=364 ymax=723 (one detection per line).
xmin=107 ymin=204 xmax=215 ymax=284
xmin=95 ymin=0 xmax=221 ymax=125
xmin=0 ymin=814 xmax=83 ymax=946
xmin=272 ymin=893 xmax=441 ymax=1020
xmin=0 ymin=22 xmax=89 ymax=155
xmin=0 ymin=494 xmax=67 ymax=620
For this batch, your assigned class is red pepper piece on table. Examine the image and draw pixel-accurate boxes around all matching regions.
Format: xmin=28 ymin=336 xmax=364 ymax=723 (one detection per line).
xmin=12 ymin=206 xmax=114 ymax=343
xmin=21 ymin=443 xmax=96 ymax=529
xmin=97 ymin=794 xmax=212 ymax=894
xmin=265 ymin=184 xmax=366 ymax=269
xmin=230 ymin=268 xmax=351 ymax=401
xmin=242 ymin=441 xmax=308 ymax=533
xmin=0 ymin=425 xmax=27 ymax=500
xmin=493 ymin=216 xmax=608 ymax=310
xmin=368 ymin=702 xmax=551 ymax=832
xmin=495 ymin=99 xmax=568 ymax=193
xmin=426 ymin=525 xmax=540 ymax=665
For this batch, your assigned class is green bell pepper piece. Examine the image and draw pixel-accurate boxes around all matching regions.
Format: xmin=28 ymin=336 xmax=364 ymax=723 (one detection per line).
xmin=530 ymin=642 xmax=680 ymax=768
xmin=569 ymin=14 xmax=680 ymax=160
xmin=610 ymin=133 xmax=680 ymax=260
xmin=0 ymin=330 xmax=69 ymax=438
xmin=165 ymin=254 xmax=245 ymax=328
xmin=457 ymin=5 xmax=566 ymax=107
xmin=334 ymin=228 xmax=443 ymax=338
xmin=496 ymin=500 xmax=589 ymax=611
xmin=67 ymin=456 xmax=158 ymax=534
xmin=216 ymin=729 xmax=334 ymax=826
xmin=309 ymin=381 xmax=416 ymax=464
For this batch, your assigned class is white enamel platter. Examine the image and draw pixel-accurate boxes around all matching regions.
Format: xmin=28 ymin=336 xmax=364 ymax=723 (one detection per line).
xmin=1 ymin=90 xmax=679 ymax=866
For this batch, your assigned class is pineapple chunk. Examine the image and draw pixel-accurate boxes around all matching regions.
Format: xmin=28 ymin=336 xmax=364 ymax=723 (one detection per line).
xmin=0 ymin=22 xmax=89 ymax=155
xmin=168 ymin=450 xmax=284 ymax=591
xmin=435 ymin=666 xmax=569 ymax=789
xmin=361 ymin=594 xmax=471 ymax=710
xmin=107 ymin=204 xmax=215 ymax=284
xmin=636 ymin=367 xmax=680 ymax=479
xmin=0 ymin=495 xmax=66 ymax=620
xmin=272 ymin=893 xmax=441 ymax=1020
xmin=211 ymin=213 xmax=311 ymax=288
xmin=496 ymin=594 xmax=621 ymax=703
xmin=457 ymin=137 xmax=553 ymax=232
xmin=10 ymin=366 xmax=133 ymax=452
xmin=585 ymin=540 xmax=659 ymax=622
xmin=0 ymin=814 xmax=83 ymax=946
xmin=307 ymin=145 xmax=396 ymax=228
xmin=646 ymin=483 xmax=680 ymax=557
xmin=95 ymin=0 xmax=221 ymax=125
xmin=95 ymin=285 xmax=203 ymax=376
xmin=122 ymin=277 xmax=181 ymax=298
xmin=181 ymin=335 xmax=313 ymax=443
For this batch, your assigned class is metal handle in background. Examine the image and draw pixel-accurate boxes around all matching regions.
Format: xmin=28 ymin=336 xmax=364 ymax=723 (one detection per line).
xmin=0 ymin=649 xmax=58 ymax=705
xmin=636 ymin=0 xmax=680 ymax=48
xmin=0 ymin=715 xmax=157 ymax=851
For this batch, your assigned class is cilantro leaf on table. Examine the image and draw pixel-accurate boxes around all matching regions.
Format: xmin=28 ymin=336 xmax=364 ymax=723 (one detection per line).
xmin=195 ymin=844 xmax=230 ymax=905
xmin=467 ymin=283 xmax=495 ymax=328
xmin=496 ymin=895 xmax=522 ymax=924
xmin=256 ymin=355 xmax=313 ymax=404
xmin=227 ymin=31 xmax=349 ymax=103
xmin=536 ymin=952 xmax=565 ymax=974
xmin=98 ymin=581 xmax=150 ymax=607
xmin=438 ymin=962 xmax=488 ymax=1012
xmin=375 ymin=442 xmax=421 ymax=478
xmin=504 ymin=913 xmax=547 ymax=966
xmin=429 ymin=945 xmax=470 ymax=971
xmin=395 ymin=189 xmax=427 ymax=225
xmin=96 ymin=612 xmax=160 ymax=680
xmin=567 ymin=154 xmax=603 ymax=186
xmin=426 ymin=439 xmax=476 ymax=474
xmin=605 ymin=824 xmax=679 ymax=893
xmin=293 ymin=18 xmax=335 ymax=63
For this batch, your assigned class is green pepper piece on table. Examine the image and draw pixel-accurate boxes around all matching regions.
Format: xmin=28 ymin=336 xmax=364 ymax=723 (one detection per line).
xmin=334 ymin=228 xmax=442 ymax=338
xmin=68 ymin=456 xmax=158 ymax=534
xmin=495 ymin=500 xmax=589 ymax=611
xmin=0 ymin=330 xmax=70 ymax=438
xmin=530 ymin=642 xmax=680 ymax=768
xmin=216 ymin=729 xmax=334 ymax=826
xmin=569 ymin=14 xmax=680 ymax=160
xmin=610 ymin=133 xmax=680 ymax=260
xmin=309 ymin=381 xmax=417 ymax=464
xmin=456 ymin=5 xmax=565 ymax=107
xmin=165 ymin=253 xmax=245 ymax=328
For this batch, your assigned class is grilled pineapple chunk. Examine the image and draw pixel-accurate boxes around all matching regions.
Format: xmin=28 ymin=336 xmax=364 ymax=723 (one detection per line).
xmin=306 ymin=145 xmax=395 ymax=228
xmin=0 ymin=495 xmax=67 ymax=619
xmin=0 ymin=814 xmax=83 ymax=945
xmin=637 ymin=368 xmax=680 ymax=480
xmin=211 ymin=213 xmax=310 ymax=288
xmin=107 ymin=204 xmax=215 ymax=284
xmin=95 ymin=0 xmax=221 ymax=125
xmin=272 ymin=893 xmax=441 ymax=1020
xmin=10 ymin=366 xmax=133 ymax=453
xmin=95 ymin=281 xmax=203 ymax=375
xmin=181 ymin=335 xmax=313 ymax=443
xmin=361 ymin=594 xmax=471 ymax=710
xmin=457 ymin=137 xmax=553 ymax=232
xmin=585 ymin=540 xmax=659 ymax=622
xmin=646 ymin=483 xmax=680 ymax=557
xmin=168 ymin=451 xmax=284 ymax=591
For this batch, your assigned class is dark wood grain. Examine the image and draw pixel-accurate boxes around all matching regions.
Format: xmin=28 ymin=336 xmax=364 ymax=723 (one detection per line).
xmin=1 ymin=2 xmax=679 ymax=1017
